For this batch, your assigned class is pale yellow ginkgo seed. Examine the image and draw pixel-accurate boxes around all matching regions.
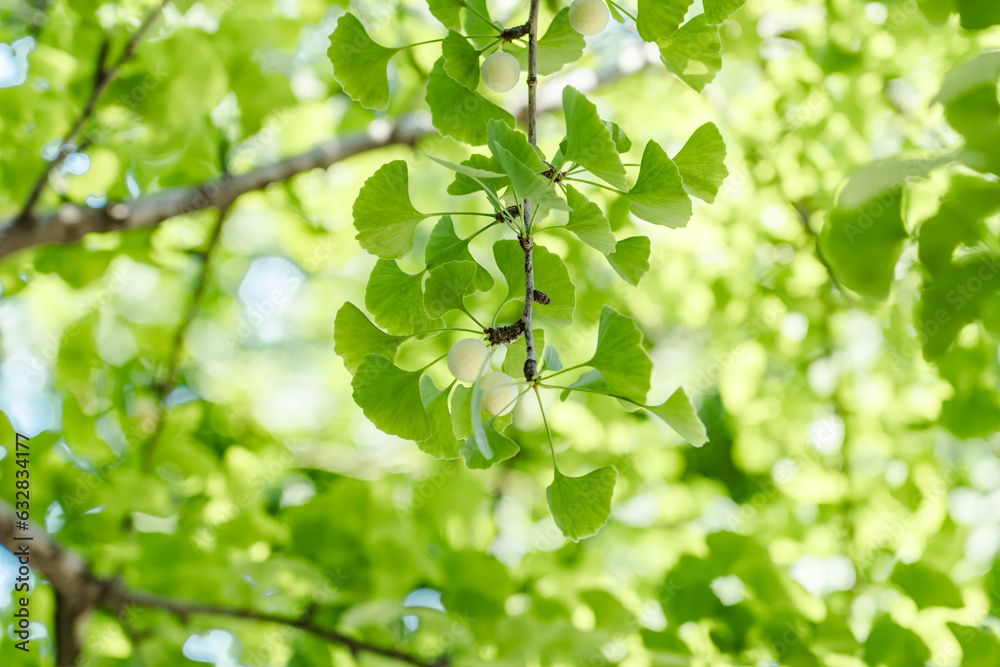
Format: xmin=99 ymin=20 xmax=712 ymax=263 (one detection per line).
xmin=448 ymin=338 xmax=492 ymax=383
xmin=481 ymin=51 xmax=521 ymax=93
xmin=480 ymin=371 xmax=519 ymax=416
xmin=569 ymin=0 xmax=610 ymax=36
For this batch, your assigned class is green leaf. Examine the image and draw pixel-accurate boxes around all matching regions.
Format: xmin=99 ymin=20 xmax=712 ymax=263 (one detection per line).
xmin=328 ymin=13 xmax=399 ymax=111
xmin=704 ymin=0 xmax=747 ymax=24
xmin=608 ymin=121 xmax=632 ymax=153
xmin=890 ymin=562 xmax=964 ymax=609
xmin=934 ymin=53 xmax=1000 ymax=174
xmin=451 ymin=384 xmax=475 ymax=440
xmin=934 ymin=51 xmax=1000 ymax=107
xmin=493 ymin=239 xmax=577 ymax=327
xmin=606 ymin=236 xmax=651 ymax=286
xmin=608 ymin=1 xmax=626 ymax=23
xmin=863 ymin=618 xmax=931 ymax=667
xmin=559 ymin=369 xmax=614 ymax=402
xmin=918 ymin=0 xmax=955 ymax=24
xmin=460 ymin=417 xmax=519 ymax=468
xmin=452 ymin=386 xmax=512 ymax=440
xmin=425 ymin=216 xmax=495 ymax=293
xmin=512 ymin=8 xmax=586 ymax=75
xmin=536 ymin=8 xmax=587 ymax=74
xmin=565 ymin=185 xmax=616 ymax=255
xmin=366 ymin=260 xmax=443 ymax=335
xmin=989 ymin=558 xmax=1000 ymax=617
xmin=352 ymin=355 xmax=431 ymax=440
xmin=918 ymin=177 xmax=1000 ymax=273
xmin=546 ymin=466 xmax=618 ymax=541
xmin=637 ymin=0 xmax=692 ymax=42
xmin=956 ymin=0 xmax=1000 ymax=30
xmin=586 ymin=306 xmax=653 ymax=403
xmin=424 ymin=260 xmax=477 ymax=318
xmin=819 ymin=189 xmax=907 ymax=301
xmin=353 ymin=161 xmax=426 ymax=259
xmin=444 ymin=154 xmax=510 ymax=197
xmin=673 ymin=122 xmax=728 ymax=203
xmin=562 ymin=87 xmax=628 ymax=190
xmin=646 ymin=388 xmax=708 ymax=446
xmin=487 ymin=120 xmax=569 ymax=212
xmin=428 ymin=0 xmax=465 ymax=29
xmin=487 ymin=118 xmax=548 ymax=171
xmin=427 ymin=59 xmax=516 ymax=146
xmin=559 ymin=370 xmax=636 ymax=410
xmin=542 ymin=344 xmax=563 ymax=372
xmin=418 ymin=376 xmax=462 ymax=459
xmin=658 ymin=15 xmax=722 ymax=92
xmin=502 ymin=329 xmax=544 ymax=380
xmin=333 ymin=302 xmax=407 ymax=374
xmin=442 ymin=30 xmax=480 ymax=90
xmin=948 ymin=624 xmax=1000 ymax=667
xmin=463 ymin=0 xmax=498 ymax=42
xmin=641 ymin=628 xmax=694 ymax=657
xmin=839 ymin=155 xmax=953 ymax=210
xmin=627 ymin=142 xmax=693 ymax=227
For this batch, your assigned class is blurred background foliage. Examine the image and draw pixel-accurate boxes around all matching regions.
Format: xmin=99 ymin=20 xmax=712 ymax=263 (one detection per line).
xmin=2 ymin=0 xmax=1000 ymax=665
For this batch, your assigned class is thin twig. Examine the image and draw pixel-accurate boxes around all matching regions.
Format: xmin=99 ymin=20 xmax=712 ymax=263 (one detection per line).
xmin=15 ymin=0 xmax=170 ymax=227
xmin=113 ymin=593 xmax=450 ymax=667
xmin=521 ymin=0 xmax=541 ymax=381
xmin=142 ymin=203 xmax=231 ymax=471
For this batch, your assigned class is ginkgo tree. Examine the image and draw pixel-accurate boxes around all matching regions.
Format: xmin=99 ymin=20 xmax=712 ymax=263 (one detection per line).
xmin=329 ymin=0 xmax=734 ymax=540
xmin=6 ymin=1 xmax=1000 ymax=666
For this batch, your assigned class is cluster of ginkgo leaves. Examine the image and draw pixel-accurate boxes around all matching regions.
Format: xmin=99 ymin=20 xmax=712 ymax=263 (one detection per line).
xmin=819 ymin=49 xmax=1000 ymax=440
xmin=329 ymin=0 xmax=738 ymax=540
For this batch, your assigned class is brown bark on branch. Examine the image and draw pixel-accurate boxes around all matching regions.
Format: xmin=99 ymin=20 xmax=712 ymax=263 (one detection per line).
xmin=486 ymin=319 xmax=526 ymax=346
xmin=0 ymin=119 xmax=433 ymax=259
xmin=0 ymin=502 xmax=448 ymax=666
xmin=142 ymin=204 xmax=232 ymax=471
xmin=500 ymin=22 xmax=531 ymax=41
xmin=521 ymin=0 xmax=542 ymax=381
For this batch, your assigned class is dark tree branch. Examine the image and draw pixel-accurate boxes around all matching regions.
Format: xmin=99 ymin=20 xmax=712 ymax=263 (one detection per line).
xmin=0 ymin=502 xmax=105 ymax=667
xmin=15 ymin=0 xmax=170 ymax=227
xmin=0 ymin=119 xmax=433 ymax=259
xmin=0 ymin=502 xmax=448 ymax=667
xmin=142 ymin=203 xmax=232 ymax=471
xmin=486 ymin=319 xmax=526 ymax=346
xmin=521 ymin=0 xmax=542 ymax=381
xmin=55 ymin=590 xmax=92 ymax=667
xmin=106 ymin=592 xmax=450 ymax=667
xmin=0 ymin=65 xmax=650 ymax=261
xmin=500 ymin=21 xmax=531 ymax=41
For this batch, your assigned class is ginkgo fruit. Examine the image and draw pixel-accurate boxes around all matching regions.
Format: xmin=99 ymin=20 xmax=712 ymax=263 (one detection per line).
xmin=481 ymin=52 xmax=521 ymax=93
xmin=569 ymin=0 xmax=610 ymax=35
xmin=448 ymin=338 xmax=492 ymax=383
xmin=480 ymin=371 xmax=518 ymax=416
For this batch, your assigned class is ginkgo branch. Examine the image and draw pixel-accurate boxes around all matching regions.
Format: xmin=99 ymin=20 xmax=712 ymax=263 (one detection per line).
xmin=0 ymin=502 xmax=449 ymax=667
xmin=520 ymin=0 xmax=542 ymax=381
xmin=1 ymin=65 xmax=648 ymax=260
xmin=143 ymin=204 xmax=232 ymax=471
xmin=15 ymin=0 xmax=170 ymax=228
xmin=0 ymin=119 xmax=433 ymax=259
xmin=500 ymin=22 xmax=531 ymax=41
